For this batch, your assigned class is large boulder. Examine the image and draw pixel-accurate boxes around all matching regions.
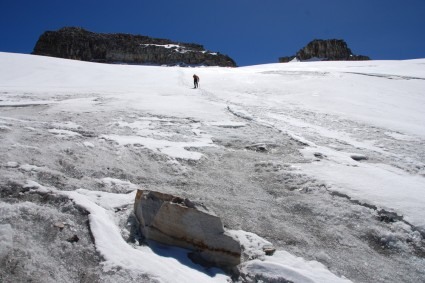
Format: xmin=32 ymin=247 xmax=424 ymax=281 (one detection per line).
xmin=134 ymin=190 xmax=242 ymax=268
xmin=32 ymin=27 xmax=237 ymax=67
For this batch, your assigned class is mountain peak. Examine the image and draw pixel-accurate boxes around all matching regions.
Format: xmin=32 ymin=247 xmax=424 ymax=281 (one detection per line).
xmin=32 ymin=27 xmax=236 ymax=67
xmin=279 ymin=39 xmax=370 ymax=62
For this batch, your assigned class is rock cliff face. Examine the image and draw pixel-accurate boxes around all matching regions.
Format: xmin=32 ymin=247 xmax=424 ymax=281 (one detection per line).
xmin=279 ymin=39 xmax=370 ymax=62
xmin=32 ymin=27 xmax=236 ymax=67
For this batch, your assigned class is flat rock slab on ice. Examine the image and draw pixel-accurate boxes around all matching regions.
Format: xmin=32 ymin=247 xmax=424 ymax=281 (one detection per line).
xmin=134 ymin=190 xmax=242 ymax=268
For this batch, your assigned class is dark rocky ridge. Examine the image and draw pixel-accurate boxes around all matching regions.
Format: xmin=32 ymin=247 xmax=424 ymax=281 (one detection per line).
xmin=32 ymin=27 xmax=236 ymax=67
xmin=279 ymin=39 xmax=370 ymax=62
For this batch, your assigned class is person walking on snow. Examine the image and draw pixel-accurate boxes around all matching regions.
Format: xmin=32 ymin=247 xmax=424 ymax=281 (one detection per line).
xmin=193 ymin=74 xmax=200 ymax=88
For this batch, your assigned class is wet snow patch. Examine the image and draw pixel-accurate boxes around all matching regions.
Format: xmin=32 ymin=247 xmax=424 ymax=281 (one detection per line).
xmin=52 ymin=121 xmax=83 ymax=130
xmin=0 ymin=125 xmax=12 ymax=132
xmin=0 ymin=100 xmax=54 ymax=107
xmin=97 ymin=177 xmax=138 ymax=193
xmin=207 ymin=121 xmax=247 ymax=128
xmin=102 ymin=115 xmax=216 ymax=161
xmin=385 ymin=131 xmax=418 ymax=141
xmin=101 ymin=134 xmax=212 ymax=160
xmin=83 ymin=141 xmax=95 ymax=148
xmin=240 ymin=251 xmax=352 ymax=283
xmin=48 ymin=129 xmax=82 ymax=138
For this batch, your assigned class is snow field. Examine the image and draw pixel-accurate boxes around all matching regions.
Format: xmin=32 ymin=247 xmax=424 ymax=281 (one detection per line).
xmin=1 ymin=52 xmax=425 ymax=282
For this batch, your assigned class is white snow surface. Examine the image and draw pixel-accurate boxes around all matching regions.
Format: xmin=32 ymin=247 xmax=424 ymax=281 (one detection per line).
xmin=1 ymin=52 xmax=425 ymax=282
xmin=240 ymin=251 xmax=352 ymax=283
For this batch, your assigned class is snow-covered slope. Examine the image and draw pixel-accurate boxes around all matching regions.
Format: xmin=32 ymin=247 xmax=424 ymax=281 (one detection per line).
xmin=1 ymin=52 xmax=424 ymax=283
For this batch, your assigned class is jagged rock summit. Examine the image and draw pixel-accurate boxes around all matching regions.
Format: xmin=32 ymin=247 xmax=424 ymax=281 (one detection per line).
xmin=32 ymin=27 xmax=236 ymax=67
xmin=279 ymin=39 xmax=370 ymax=62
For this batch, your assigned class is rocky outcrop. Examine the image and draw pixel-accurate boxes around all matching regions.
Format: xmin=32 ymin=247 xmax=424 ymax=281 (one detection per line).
xmin=279 ymin=39 xmax=370 ymax=62
xmin=32 ymin=27 xmax=236 ymax=67
xmin=134 ymin=190 xmax=242 ymax=268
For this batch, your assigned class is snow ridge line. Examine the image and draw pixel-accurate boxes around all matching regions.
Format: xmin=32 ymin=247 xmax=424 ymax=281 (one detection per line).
xmin=226 ymin=105 xmax=254 ymax=121
xmin=344 ymin=72 xmax=425 ymax=80
xmin=328 ymin=190 xmax=425 ymax=238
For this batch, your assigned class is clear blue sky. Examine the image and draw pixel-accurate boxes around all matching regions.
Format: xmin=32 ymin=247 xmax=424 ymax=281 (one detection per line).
xmin=1 ymin=0 xmax=424 ymax=66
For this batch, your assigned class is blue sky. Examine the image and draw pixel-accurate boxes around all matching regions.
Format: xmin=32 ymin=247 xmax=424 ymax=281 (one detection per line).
xmin=1 ymin=0 xmax=424 ymax=66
